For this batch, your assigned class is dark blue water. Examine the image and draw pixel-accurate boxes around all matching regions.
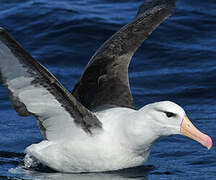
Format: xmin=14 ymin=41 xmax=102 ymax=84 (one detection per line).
xmin=0 ymin=0 xmax=215 ymax=179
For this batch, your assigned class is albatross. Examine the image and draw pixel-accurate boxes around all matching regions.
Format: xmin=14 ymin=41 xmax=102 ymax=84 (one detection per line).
xmin=0 ymin=0 xmax=212 ymax=173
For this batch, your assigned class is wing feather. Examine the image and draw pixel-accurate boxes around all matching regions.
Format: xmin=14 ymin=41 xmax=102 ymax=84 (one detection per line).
xmin=72 ymin=0 xmax=176 ymax=110
xmin=0 ymin=28 xmax=102 ymax=140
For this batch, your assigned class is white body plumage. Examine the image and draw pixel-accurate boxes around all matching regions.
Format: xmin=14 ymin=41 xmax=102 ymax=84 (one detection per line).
xmin=25 ymin=107 xmax=150 ymax=173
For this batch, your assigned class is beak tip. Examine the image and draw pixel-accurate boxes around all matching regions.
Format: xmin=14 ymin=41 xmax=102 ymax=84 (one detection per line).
xmin=206 ymin=136 xmax=213 ymax=150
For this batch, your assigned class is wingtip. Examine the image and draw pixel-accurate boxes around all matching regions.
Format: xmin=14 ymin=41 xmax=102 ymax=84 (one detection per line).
xmin=0 ymin=27 xmax=6 ymax=33
xmin=136 ymin=0 xmax=176 ymax=18
xmin=0 ymin=27 xmax=9 ymax=37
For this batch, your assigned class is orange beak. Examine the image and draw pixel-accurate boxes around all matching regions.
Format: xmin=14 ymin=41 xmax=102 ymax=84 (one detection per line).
xmin=181 ymin=115 xmax=212 ymax=150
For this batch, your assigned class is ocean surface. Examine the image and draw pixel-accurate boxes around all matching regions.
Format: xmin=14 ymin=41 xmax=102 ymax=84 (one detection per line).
xmin=0 ymin=0 xmax=215 ymax=179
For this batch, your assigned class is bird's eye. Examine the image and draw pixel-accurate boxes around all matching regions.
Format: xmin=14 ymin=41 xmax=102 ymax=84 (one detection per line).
xmin=165 ymin=112 xmax=175 ymax=118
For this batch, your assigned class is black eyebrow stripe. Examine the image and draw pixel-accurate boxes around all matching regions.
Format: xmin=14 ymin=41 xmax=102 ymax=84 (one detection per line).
xmin=164 ymin=111 xmax=177 ymax=117
xmin=155 ymin=109 xmax=177 ymax=117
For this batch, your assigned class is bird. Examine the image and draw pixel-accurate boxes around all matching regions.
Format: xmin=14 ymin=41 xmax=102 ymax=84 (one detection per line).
xmin=0 ymin=0 xmax=212 ymax=173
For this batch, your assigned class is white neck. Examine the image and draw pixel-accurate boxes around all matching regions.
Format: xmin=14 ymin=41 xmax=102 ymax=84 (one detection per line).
xmin=123 ymin=110 xmax=159 ymax=155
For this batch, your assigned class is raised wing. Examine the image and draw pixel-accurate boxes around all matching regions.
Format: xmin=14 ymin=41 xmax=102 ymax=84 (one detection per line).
xmin=0 ymin=28 xmax=102 ymax=140
xmin=72 ymin=0 xmax=176 ymax=110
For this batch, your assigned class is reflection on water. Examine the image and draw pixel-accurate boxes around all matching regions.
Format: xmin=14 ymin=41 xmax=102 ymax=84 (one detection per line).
xmin=10 ymin=165 xmax=151 ymax=180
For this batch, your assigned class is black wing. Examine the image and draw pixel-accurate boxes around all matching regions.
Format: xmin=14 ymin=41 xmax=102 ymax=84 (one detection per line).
xmin=72 ymin=0 xmax=176 ymax=110
xmin=0 ymin=28 xmax=102 ymax=140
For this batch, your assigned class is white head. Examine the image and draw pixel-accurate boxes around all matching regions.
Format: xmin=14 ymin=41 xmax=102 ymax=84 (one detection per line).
xmin=127 ymin=101 xmax=212 ymax=152
xmin=142 ymin=101 xmax=184 ymax=136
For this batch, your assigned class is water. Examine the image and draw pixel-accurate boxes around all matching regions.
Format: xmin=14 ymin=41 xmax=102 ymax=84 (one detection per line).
xmin=0 ymin=0 xmax=216 ymax=179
